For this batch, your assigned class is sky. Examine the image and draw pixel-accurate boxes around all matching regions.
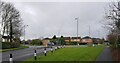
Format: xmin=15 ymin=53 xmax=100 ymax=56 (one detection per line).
xmin=1 ymin=0 xmax=112 ymax=40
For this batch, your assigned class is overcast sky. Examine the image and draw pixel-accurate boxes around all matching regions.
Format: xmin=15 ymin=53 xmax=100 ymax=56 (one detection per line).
xmin=3 ymin=1 xmax=111 ymax=40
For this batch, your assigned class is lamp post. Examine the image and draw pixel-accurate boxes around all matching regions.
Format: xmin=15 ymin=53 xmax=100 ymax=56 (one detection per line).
xmin=75 ymin=17 xmax=79 ymax=45
xmin=23 ymin=25 xmax=28 ymax=45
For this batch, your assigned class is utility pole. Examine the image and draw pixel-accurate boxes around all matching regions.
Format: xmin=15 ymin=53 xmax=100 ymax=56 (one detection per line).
xmin=23 ymin=25 xmax=28 ymax=45
xmin=10 ymin=20 xmax=12 ymax=43
xmin=75 ymin=17 xmax=79 ymax=45
xmin=89 ymin=25 xmax=91 ymax=37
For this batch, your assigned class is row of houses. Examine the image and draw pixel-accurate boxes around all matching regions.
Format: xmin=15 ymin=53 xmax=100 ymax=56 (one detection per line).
xmin=42 ymin=36 xmax=103 ymax=46
xmin=64 ymin=36 xmax=93 ymax=43
xmin=62 ymin=36 xmax=103 ymax=44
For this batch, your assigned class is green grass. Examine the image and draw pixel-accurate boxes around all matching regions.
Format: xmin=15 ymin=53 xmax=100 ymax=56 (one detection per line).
xmin=0 ymin=45 xmax=29 ymax=52
xmin=26 ymin=45 xmax=105 ymax=61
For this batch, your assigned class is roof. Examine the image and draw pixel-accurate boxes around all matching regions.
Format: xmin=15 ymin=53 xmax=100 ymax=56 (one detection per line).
xmin=92 ymin=38 xmax=101 ymax=40
xmin=71 ymin=37 xmax=81 ymax=39
xmin=43 ymin=38 xmax=50 ymax=40
xmin=2 ymin=36 xmax=11 ymax=39
xmin=82 ymin=36 xmax=91 ymax=39
xmin=64 ymin=37 xmax=70 ymax=40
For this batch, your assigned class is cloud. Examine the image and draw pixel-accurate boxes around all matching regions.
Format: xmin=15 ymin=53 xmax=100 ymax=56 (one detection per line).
xmin=3 ymin=0 xmax=117 ymax=2
xmin=11 ymin=2 xmax=109 ymax=40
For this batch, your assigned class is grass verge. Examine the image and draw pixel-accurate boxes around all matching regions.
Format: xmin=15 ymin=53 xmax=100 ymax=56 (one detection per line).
xmin=25 ymin=45 xmax=105 ymax=62
xmin=0 ymin=45 xmax=29 ymax=52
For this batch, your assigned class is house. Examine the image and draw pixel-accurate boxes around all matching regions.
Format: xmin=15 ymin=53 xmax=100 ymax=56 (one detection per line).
xmin=92 ymin=38 xmax=101 ymax=44
xmin=64 ymin=37 xmax=71 ymax=42
xmin=70 ymin=37 xmax=81 ymax=42
xmin=104 ymin=40 xmax=109 ymax=45
xmin=81 ymin=36 xmax=93 ymax=44
xmin=64 ymin=36 xmax=81 ymax=45
xmin=42 ymin=38 xmax=50 ymax=47
xmin=1 ymin=35 xmax=10 ymax=42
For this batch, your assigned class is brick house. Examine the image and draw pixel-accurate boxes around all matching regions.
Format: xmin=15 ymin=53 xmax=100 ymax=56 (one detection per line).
xmin=64 ymin=37 xmax=81 ymax=42
xmin=42 ymin=38 xmax=50 ymax=47
xmin=71 ymin=37 xmax=81 ymax=42
xmin=81 ymin=36 xmax=93 ymax=44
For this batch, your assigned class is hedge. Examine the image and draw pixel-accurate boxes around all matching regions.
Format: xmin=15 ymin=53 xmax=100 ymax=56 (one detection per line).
xmin=30 ymin=39 xmax=42 ymax=45
xmin=2 ymin=42 xmax=20 ymax=49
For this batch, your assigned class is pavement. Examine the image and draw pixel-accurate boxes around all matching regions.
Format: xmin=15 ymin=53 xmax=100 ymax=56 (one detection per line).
xmin=96 ymin=46 xmax=114 ymax=63
xmin=1 ymin=46 xmax=51 ymax=62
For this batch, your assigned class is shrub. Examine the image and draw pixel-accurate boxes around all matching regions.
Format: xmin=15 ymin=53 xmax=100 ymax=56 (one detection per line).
xmin=2 ymin=42 xmax=11 ymax=49
xmin=30 ymin=39 xmax=42 ymax=45
xmin=11 ymin=42 xmax=20 ymax=48
xmin=2 ymin=42 xmax=20 ymax=49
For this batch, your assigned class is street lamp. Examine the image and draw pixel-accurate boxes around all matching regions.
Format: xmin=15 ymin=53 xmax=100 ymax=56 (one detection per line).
xmin=23 ymin=25 xmax=28 ymax=45
xmin=75 ymin=17 xmax=79 ymax=45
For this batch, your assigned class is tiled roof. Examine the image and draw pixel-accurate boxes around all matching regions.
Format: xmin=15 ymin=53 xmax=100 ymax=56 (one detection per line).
xmin=64 ymin=37 xmax=70 ymax=40
xmin=71 ymin=37 xmax=81 ymax=39
xmin=82 ymin=36 xmax=91 ymax=39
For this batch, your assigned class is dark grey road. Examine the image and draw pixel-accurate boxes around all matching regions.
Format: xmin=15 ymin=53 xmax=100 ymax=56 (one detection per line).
xmin=1 ymin=46 xmax=51 ymax=62
xmin=96 ymin=46 xmax=113 ymax=63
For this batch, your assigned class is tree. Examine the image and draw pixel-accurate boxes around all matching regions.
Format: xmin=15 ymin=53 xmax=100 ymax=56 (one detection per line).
xmin=52 ymin=35 xmax=57 ymax=39
xmin=30 ymin=39 xmax=42 ymax=45
xmin=107 ymin=33 xmax=117 ymax=44
xmin=51 ymin=35 xmax=57 ymax=45
xmin=60 ymin=36 xmax=65 ymax=45
xmin=105 ymin=1 xmax=120 ymax=47
xmin=0 ymin=1 xmax=23 ymax=42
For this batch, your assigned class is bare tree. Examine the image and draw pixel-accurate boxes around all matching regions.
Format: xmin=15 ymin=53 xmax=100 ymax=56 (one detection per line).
xmin=0 ymin=1 xmax=23 ymax=42
xmin=105 ymin=1 xmax=120 ymax=47
xmin=105 ymin=1 xmax=120 ymax=33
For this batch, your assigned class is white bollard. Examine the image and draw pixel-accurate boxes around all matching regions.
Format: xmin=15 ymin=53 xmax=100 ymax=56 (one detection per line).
xmin=51 ymin=47 xmax=53 ymax=53
xmin=9 ymin=53 xmax=13 ymax=63
xmin=64 ymin=45 xmax=65 ymax=48
xmin=34 ymin=50 xmax=37 ymax=60
xmin=55 ymin=46 xmax=57 ymax=50
xmin=44 ymin=48 xmax=47 ymax=56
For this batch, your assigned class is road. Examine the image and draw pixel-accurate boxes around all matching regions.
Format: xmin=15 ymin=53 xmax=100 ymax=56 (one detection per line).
xmin=1 ymin=46 xmax=51 ymax=62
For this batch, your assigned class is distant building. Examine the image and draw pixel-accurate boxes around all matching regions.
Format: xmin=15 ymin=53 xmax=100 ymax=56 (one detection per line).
xmin=92 ymin=38 xmax=101 ymax=44
xmin=81 ymin=36 xmax=93 ymax=44
xmin=1 ymin=35 xmax=10 ymax=42
xmin=70 ymin=37 xmax=81 ymax=42
xmin=42 ymin=38 xmax=50 ymax=47
xmin=64 ymin=37 xmax=81 ymax=43
xmin=64 ymin=37 xmax=71 ymax=42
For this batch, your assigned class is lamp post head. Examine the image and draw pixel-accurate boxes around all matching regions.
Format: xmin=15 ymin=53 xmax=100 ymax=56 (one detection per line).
xmin=75 ymin=17 xmax=78 ymax=20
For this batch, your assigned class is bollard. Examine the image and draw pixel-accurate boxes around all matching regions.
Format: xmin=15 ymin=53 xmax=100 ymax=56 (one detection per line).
xmin=9 ymin=53 xmax=13 ymax=63
xmin=51 ymin=47 xmax=53 ymax=53
xmin=34 ymin=50 xmax=37 ymax=60
xmin=44 ymin=48 xmax=47 ymax=56
xmin=64 ymin=45 xmax=65 ymax=48
xmin=62 ymin=46 xmax=64 ymax=48
xmin=59 ymin=46 xmax=61 ymax=49
xmin=54 ymin=47 xmax=56 ymax=51
xmin=57 ymin=46 xmax=59 ymax=49
xmin=61 ymin=46 xmax=63 ymax=48
xmin=55 ymin=46 xmax=57 ymax=50
xmin=58 ymin=46 xmax=60 ymax=49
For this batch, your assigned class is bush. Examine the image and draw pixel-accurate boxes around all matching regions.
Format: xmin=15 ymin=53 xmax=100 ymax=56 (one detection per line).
xmin=30 ymin=39 xmax=42 ymax=45
xmin=2 ymin=42 xmax=11 ymax=49
xmin=11 ymin=42 xmax=20 ymax=48
xmin=2 ymin=42 xmax=20 ymax=49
